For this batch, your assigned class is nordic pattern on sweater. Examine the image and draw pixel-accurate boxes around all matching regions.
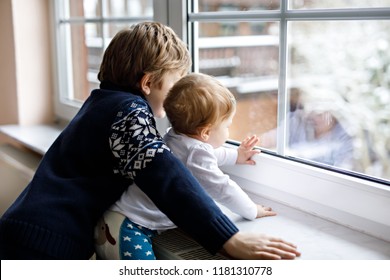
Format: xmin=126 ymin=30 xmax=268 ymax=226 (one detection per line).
xmin=109 ymin=104 xmax=170 ymax=180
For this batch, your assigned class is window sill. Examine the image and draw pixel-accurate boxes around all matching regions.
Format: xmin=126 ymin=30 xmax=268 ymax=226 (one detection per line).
xmin=154 ymin=195 xmax=390 ymax=260
xmin=221 ymin=143 xmax=390 ymax=243
xmin=0 ymin=124 xmax=63 ymax=155
xmin=222 ymin=196 xmax=390 ymax=260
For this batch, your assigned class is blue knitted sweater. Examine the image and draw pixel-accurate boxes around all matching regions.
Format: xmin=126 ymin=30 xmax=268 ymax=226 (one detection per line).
xmin=0 ymin=85 xmax=238 ymax=259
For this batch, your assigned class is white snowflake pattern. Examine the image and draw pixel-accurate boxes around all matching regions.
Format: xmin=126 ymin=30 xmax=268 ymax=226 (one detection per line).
xmin=110 ymin=105 xmax=170 ymax=179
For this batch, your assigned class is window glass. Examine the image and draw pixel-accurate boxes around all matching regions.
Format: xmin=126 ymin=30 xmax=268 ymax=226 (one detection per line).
xmin=291 ymin=0 xmax=390 ymax=9
xmin=190 ymin=0 xmax=390 ymax=182
xmin=65 ymin=23 xmax=103 ymax=102
xmin=197 ymin=0 xmax=280 ymax=11
xmin=105 ymin=0 xmax=153 ymax=17
xmin=66 ymin=0 xmax=153 ymax=18
xmin=56 ymin=0 xmax=153 ymax=104
xmin=284 ymin=20 xmax=390 ymax=180
xmin=67 ymin=0 xmax=102 ymax=18
xmin=197 ymin=21 xmax=279 ymax=141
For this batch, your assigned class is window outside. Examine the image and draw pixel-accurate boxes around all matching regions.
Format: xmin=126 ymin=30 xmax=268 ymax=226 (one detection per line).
xmin=283 ymin=20 xmax=390 ymax=180
xmin=197 ymin=0 xmax=280 ymax=11
xmin=192 ymin=0 xmax=390 ymax=182
xmin=56 ymin=0 xmax=153 ymax=102
xmin=290 ymin=0 xmax=390 ymax=9
xmin=196 ymin=21 xmax=280 ymax=142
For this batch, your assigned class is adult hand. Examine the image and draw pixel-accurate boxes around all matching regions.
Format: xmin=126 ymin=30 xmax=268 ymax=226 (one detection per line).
xmin=222 ymin=232 xmax=301 ymax=260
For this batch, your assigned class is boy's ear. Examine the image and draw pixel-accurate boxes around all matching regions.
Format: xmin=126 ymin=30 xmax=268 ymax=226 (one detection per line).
xmin=140 ymin=74 xmax=152 ymax=95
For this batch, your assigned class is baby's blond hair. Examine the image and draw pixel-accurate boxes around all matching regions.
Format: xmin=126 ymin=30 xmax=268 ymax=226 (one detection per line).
xmin=164 ymin=73 xmax=236 ymax=136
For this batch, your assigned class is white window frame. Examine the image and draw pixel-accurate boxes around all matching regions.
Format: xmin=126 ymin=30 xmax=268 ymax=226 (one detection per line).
xmin=51 ymin=0 xmax=80 ymax=120
xmin=169 ymin=0 xmax=390 ymax=241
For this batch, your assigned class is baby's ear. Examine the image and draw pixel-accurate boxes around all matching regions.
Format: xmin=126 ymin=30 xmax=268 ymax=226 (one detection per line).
xmin=199 ymin=125 xmax=211 ymax=141
xmin=140 ymin=73 xmax=152 ymax=95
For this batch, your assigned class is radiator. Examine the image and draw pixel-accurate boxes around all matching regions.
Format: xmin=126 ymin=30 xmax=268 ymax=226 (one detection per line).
xmin=153 ymin=228 xmax=229 ymax=260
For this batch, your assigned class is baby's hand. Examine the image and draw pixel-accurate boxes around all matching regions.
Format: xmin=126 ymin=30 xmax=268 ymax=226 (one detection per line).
xmin=236 ymin=135 xmax=260 ymax=165
xmin=256 ymin=204 xmax=277 ymax=218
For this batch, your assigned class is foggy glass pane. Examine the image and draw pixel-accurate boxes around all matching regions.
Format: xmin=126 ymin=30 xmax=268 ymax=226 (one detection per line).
xmin=197 ymin=0 xmax=280 ymax=12
xmin=105 ymin=0 xmax=153 ymax=17
xmin=263 ymin=20 xmax=390 ymax=180
xmin=68 ymin=0 xmax=101 ymax=18
xmin=66 ymin=24 xmax=103 ymax=102
xmin=290 ymin=0 xmax=390 ymax=9
xmin=60 ymin=0 xmax=153 ymax=103
xmin=197 ymin=22 xmax=280 ymax=140
xmin=67 ymin=0 xmax=153 ymax=18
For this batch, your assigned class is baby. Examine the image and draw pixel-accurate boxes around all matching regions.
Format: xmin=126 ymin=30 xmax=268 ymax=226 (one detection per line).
xmin=163 ymin=72 xmax=276 ymax=220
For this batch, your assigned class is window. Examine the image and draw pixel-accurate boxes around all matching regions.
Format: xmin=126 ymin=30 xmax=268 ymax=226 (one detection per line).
xmin=188 ymin=0 xmax=390 ymax=183
xmin=52 ymin=0 xmax=154 ymax=118
xmin=185 ymin=0 xmax=390 ymax=240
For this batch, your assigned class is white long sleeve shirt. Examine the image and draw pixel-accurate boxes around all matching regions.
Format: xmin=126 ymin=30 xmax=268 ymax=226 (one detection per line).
xmin=164 ymin=128 xmax=258 ymax=220
xmin=111 ymin=128 xmax=257 ymax=230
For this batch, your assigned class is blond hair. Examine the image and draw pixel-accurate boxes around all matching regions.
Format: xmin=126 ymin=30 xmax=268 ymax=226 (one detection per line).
xmin=98 ymin=22 xmax=191 ymax=92
xmin=164 ymin=73 xmax=236 ymax=136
